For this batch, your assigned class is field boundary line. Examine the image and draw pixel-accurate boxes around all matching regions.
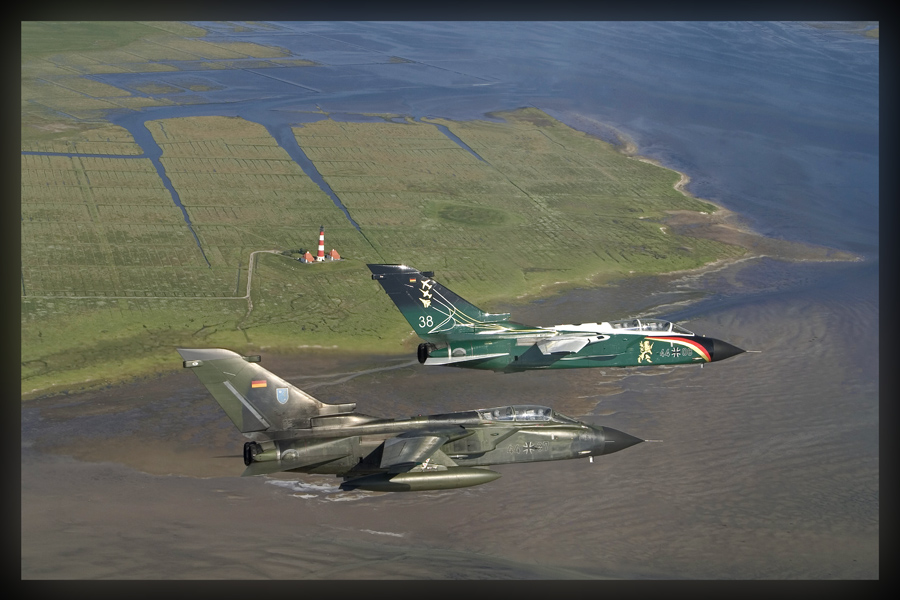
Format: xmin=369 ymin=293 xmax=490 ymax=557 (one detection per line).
xmin=21 ymin=248 xmax=284 ymax=302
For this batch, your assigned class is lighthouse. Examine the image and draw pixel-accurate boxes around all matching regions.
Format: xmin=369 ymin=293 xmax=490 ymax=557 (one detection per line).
xmin=297 ymin=225 xmax=340 ymax=264
xmin=316 ymin=225 xmax=325 ymax=262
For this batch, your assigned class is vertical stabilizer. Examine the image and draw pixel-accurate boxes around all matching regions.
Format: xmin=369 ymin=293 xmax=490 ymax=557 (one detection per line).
xmin=178 ymin=348 xmax=355 ymax=435
xmin=367 ymin=264 xmax=511 ymax=342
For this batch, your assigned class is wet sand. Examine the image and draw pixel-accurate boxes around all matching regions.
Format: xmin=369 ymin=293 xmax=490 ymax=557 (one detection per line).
xmin=21 ymin=257 xmax=878 ymax=579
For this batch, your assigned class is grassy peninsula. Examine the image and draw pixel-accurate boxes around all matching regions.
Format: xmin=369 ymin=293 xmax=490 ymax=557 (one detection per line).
xmin=21 ymin=22 xmax=852 ymax=399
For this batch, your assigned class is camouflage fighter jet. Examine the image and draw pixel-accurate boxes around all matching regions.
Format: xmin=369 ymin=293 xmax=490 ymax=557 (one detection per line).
xmin=178 ymin=348 xmax=644 ymax=492
xmin=368 ymin=264 xmax=745 ymax=372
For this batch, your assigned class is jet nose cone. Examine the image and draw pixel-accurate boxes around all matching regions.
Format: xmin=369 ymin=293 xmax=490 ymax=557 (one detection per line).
xmin=709 ymin=338 xmax=745 ymax=362
xmin=599 ymin=427 xmax=644 ymax=455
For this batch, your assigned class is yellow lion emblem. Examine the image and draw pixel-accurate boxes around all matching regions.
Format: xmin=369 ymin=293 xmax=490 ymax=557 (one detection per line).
xmin=638 ymin=340 xmax=653 ymax=363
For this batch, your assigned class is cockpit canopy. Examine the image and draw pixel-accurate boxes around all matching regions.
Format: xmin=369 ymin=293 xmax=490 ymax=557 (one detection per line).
xmin=476 ymin=405 xmax=576 ymax=423
xmin=606 ymin=318 xmax=693 ymax=335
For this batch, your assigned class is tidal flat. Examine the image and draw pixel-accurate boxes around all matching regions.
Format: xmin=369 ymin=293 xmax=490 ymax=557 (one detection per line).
xmin=21 ymin=257 xmax=878 ymax=579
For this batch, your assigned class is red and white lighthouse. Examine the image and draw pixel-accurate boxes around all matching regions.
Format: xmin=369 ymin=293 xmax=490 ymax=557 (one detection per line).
xmin=316 ymin=225 xmax=325 ymax=262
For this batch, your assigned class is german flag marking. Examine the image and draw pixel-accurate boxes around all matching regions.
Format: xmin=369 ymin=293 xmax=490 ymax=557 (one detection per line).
xmin=646 ymin=336 xmax=711 ymax=362
xmin=251 ymin=380 xmax=267 ymax=388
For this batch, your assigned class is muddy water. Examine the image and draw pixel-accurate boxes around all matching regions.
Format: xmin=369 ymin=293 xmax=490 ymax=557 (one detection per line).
xmin=21 ymin=256 xmax=878 ymax=579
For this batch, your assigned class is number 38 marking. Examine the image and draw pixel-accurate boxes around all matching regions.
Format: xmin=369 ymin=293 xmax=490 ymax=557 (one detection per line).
xmin=418 ymin=315 xmax=433 ymax=328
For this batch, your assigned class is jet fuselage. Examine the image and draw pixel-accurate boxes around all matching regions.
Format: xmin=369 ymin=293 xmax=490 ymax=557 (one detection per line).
xmin=179 ymin=348 xmax=643 ymax=492
xmin=368 ymin=264 xmax=745 ymax=371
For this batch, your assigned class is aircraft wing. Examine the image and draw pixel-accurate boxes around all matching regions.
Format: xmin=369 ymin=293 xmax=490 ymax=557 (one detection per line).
xmin=536 ymin=336 xmax=593 ymax=355
xmin=380 ymin=430 xmax=462 ymax=473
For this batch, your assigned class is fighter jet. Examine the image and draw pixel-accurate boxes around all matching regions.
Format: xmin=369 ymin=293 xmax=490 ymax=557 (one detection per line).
xmin=368 ymin=264 xmax=745 ymax=372
xmin=178 ymin=348 xmax=644 ymax=492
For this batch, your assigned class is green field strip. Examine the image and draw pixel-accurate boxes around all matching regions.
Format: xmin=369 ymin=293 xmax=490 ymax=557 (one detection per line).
xmin=22 ymin=78 xmax=88 ymax=102
xmin=160 ymin=141 xmax=291 ymax=160
xmin=20 ymin=122 xmax=145 ymax=155
xmin=163 ymin=171 xmax=320 ymax=192
xmin=85 ymin=187 xmax=174 ymax=204
xmin=94 ymin=203 xmax=189 ymax=224
xmin=95 ymin=222 xmax=199 ymax=246
xmin=111 ymin=40 xmax=203 ymax=62
xmin=21 ymin=154 xmax=83 ymax=170
xmin=21 ymin=222 xmax=103 ymax=245
xmin=70 ymin=48 xmax=159 ymax=68
xmin=21 ymin=167 xmax=81 ymax=187
xmin=183 ymin=205 xmax=349 ymax=228
xmin=171 ymin=189 xmax=326 ymax=207
xmin=21 ymin=265 xmax=248 ymax=298
xmin=148 ymin=38 xmax=256 ymax=60
xmin=207 ymin=41 xmax=290 ymax=58
xmin=33 ymin=95 xmax=128 ymax=114
xmin=298 ymin=136 xmax=462 ymax=151
xmin=21 ymin=203 xmax=93 ymax=222
xmin=341 ymin=208 xmax=426 ymax=228
xmin=101 ymin=243 xmax=205 ymax=269
xmin=22 ymin=58 xmax=79 ymax=78
xmin=184 ymin=205 xmax=315 ymax=226
xmin=21 ymin=140 xmax=145 ymax=155
xmin=47 ymin=75 xmax=134 ymax=98
xmin=21 ymin=244 xmax=102 ymax=267
xmin=268 ymin=58 xmax=319 ymax=67
xmin=335 ymin=191 xmax=432 ymax=209
xmin=79 ymin=63 xmax=165 ymax=75
xmin=77 ymin=168 xmax=164 ymax=187
xmin=161 ymin=156 xmax=305 ymax=175
xmin=23 ymin=267 xmax=118 ymax=294
xmin=193 ymin=59 xmax=278 ymax=70
xmin=74 ymin=155 xmax=156 ymax=171
xmin=148 ymin=115 xmax=278 ymax=142
xmin=302 ymin=146 xmax=474 ymax=163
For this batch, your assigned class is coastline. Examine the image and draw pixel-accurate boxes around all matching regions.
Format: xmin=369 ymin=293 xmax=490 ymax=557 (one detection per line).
xmin=21 ymin=229 xmax=859 ymax=404
xmin=618 ymin=130 xmax=861 ymax=267
xmin=20 ymin=127 xmax=860 ymax=402
xmin=500 ymin=114 xmax=861 ymax=308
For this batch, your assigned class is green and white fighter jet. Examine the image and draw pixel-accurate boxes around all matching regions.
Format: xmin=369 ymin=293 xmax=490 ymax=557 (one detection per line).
xmin=179 ymin=348 xmax=644 ymax=492
xmin=369 ymin=264 xmax=745 ymax=372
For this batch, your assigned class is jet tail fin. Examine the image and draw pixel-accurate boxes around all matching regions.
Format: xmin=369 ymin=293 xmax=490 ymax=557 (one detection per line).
xmin=367 ymin=264 xmax=511 ymax=341
xmin=178 ymin=348 xmax=355 ymax=436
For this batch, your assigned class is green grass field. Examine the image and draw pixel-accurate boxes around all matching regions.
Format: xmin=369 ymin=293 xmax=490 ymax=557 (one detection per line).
xmin=21 ymin=22 xmax=754 ymax=399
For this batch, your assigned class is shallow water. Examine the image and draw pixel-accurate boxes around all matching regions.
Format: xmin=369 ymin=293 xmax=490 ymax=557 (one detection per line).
xmin=84 ymin=22 xmax=877 ymax=255
xmin=21 ymin=254 xmax=878 ymax=579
